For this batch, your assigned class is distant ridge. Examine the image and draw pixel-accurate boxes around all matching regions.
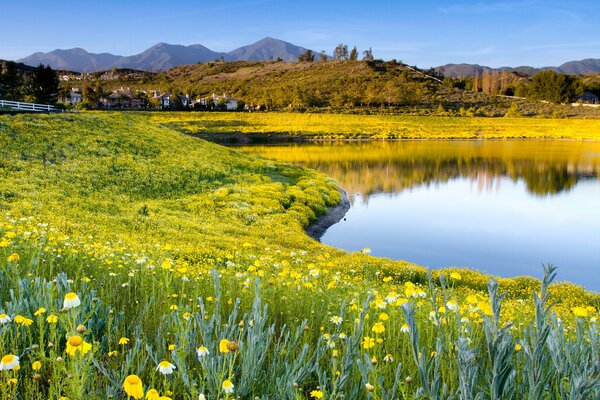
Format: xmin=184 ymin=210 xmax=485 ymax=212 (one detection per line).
xmin=435 ymin=58 xmax=600 ymax=77
xmin=15 ymin=40 xmax=600 ymax=76
xmin=17 ymin=38 xmax=320 ymax=73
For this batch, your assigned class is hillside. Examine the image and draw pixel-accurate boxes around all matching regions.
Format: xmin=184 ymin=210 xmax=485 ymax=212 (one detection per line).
xmin=84 ymin=60 xmax=475 ymax=110
xmin=65 ymin=60 xmax=600 ymax=117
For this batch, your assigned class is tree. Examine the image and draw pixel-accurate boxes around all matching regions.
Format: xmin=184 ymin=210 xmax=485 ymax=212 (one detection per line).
xmin=482 ymin=69 xmax=491 ymax=94
xmin=0 ymin=61 xmax=24 ymax=101
xmin=473 ymin=70 xmax=479 ymax=92
xmin=319 ymin=51 xmax=328 ymax=61
xmin=349 ymin=46 xmax=358 ymax=61
xmin=528 ymin=70 xmax=581 ymax=103
xmin=298 ymin=49 xmax=315 ymax=62
xmin=362 ymin=48 xmax=374 ymax=61
xmin=30 ymin=64 xmax=59 ymax=104
xmin=333 ymin=43 xmax=349 ymax=60
xmin=500 ymin=71 xmax=508 ymax=94
xmin=491 ymin=70 xmax=499 ymax=95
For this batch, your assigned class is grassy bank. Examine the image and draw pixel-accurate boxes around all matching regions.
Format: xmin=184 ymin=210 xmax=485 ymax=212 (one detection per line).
xmin=0 ymin=112 xmax=598 ymax=399
xmin=151 ymin=112 xmax=600 ymax=140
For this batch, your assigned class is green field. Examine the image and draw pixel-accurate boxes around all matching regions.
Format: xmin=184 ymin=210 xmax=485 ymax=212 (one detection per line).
xmin=151 ymin=112 xmax=600 ymax=140
xmin=0 ymin=112 xmax=598 ymax=399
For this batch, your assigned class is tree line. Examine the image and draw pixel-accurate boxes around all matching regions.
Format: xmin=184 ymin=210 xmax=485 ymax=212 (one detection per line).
xmin=0 ymin=61 xmax=60 ymax=104
xmin=298 ymin=44 xmax=374 ymax=62
xmin=445 ymin=68 xmax=589 ymax=104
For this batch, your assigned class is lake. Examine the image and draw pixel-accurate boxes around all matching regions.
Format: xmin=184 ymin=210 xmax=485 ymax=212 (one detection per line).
xmin=235 ymin=140 xmax=600 ymax=291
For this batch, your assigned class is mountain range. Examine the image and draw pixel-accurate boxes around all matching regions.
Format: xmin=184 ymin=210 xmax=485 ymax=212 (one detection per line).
xmin=17 ymin=37 xmax=313 ymax=73
xmin=436 ymin=58 xmax=600 ymax=78
xmin=14 ymin=37 xmax=600 ymax=76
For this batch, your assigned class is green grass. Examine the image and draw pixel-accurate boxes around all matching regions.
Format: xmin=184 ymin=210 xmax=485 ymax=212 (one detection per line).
xmin=0 ymin=112 xmax=598 ymax=399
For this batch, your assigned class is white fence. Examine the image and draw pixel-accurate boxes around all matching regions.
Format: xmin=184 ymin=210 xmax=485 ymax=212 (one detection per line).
xmin=0 ymin=99 xmax=61 ymax=112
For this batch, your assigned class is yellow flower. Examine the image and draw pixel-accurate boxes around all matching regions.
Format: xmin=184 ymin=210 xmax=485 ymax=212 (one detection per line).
xmin=572 ymin=306 xmax=589 ymax=318
xmin=0 ymin=354 xmax=19 ymax=371
xmin=13 ymin=315 xmax=25 ymax=324
xmin=371 ymin=322 xmax=385 ymax=334
xmin=310 ymin=390 xmax=324 ymax=399
xmin=169 ymin=305 xmax=178 ymax=311
xmin=122 ymin=374 xmax=144 ymax=399
xmin=222 ymin=379 xmax=234 ymax=394
xmin=65 ymin=335 xmax=92 ymax=356
xmin=108 ymin=351 xmax=119 ymax=357
xmin=378 ymin=312 xmax=389 ymax=321
xmin=7 ymin=253 xmax=19 ymax=262
xmin=145 ymin=388 xmax=159 ymax=400
xmin=219 ymin=339 xmax=231 ymax=353
xmin=515 ymin=343 xmax=522 ymax=352
xmin=32 ymin=361 xmax=42 ymax=371
xmin=119 ymin=337 xmax=130 ymax=345
xmin=46 ymin=314 xmax=58 ymax=324
xmin=7 ymin=378 xmax=17 ymax=385
xmin=362 ymin=336 xmax=375 ymax=349
xmin=63 ymin=292 xmax=81 ymax=310
xmin=450 ymin=272 xmax=462 ymax=281
xmin=34 ymin=307 xmax=46 ymax=316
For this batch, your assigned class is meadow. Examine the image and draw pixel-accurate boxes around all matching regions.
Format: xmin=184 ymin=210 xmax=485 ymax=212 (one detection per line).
xmin=0 ymin=112 xmax=599 ymax=399
xmin=150 ymin=112 xmax=600 ymax=140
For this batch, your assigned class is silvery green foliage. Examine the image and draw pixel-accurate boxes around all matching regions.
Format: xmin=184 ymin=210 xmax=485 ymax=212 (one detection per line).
xmin=521 ymin=264 xmax=556 ymax=400
xmin=483 ymin=277 xmax=516 ymax=400
xmin=402 ymin=301 xmax=447 ymax=400
xmin=455 ymin=336 xmax=484 ymax=400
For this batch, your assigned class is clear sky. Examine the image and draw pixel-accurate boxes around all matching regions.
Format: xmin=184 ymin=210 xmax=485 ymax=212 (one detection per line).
xmin=2 ymin=0 xmax=599 ymax=68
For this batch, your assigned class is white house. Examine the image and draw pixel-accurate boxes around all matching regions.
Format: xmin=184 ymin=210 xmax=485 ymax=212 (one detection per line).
xmin=211 ymin=93 xmax=238 ymax=110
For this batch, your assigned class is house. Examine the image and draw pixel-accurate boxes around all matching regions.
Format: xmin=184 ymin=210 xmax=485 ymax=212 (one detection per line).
xmin=100 ymin=87 xmax=147 ymax=109
xmin=211 ymin=93 xmax=239 ymax=110
xmin=69 ymin=92 xmax=82 ymax=105
xmin=156 ymin=93 xmax=190 ymax=109
xmin=59 ymin=88 xmax=82 ymax=105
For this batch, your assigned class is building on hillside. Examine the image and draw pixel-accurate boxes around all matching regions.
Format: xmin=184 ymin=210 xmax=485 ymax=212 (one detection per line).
xmin=59 ymin=88 xmax=82 ymax=105
xmin=156 ymin=93 xmax=190 ymax=109
xmin=100 ymin=87 xmax=147 ymax=109
xmin=211 ymin=93 xmax=238 ymax=110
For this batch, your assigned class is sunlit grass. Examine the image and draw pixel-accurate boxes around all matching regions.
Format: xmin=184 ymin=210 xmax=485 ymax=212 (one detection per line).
xmin=150 ymin=112 xmax=600 ymax=140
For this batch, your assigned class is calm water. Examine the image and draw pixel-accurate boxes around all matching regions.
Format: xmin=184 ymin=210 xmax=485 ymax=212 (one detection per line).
xmin=237 ymin=140 xmax=600 ymax=291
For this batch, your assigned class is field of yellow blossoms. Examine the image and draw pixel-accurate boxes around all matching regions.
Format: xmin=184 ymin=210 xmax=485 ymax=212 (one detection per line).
xmin=0 ymin=112 xmax=598 ymax=399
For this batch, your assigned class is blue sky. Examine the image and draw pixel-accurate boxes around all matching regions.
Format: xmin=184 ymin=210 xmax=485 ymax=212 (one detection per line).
xmin=2 ymin=0 xmax=599 ymax=68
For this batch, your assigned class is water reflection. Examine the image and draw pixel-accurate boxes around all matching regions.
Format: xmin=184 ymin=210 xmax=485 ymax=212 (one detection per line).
xmin=236 ymin=140 xmax=600 ymax=290
xmin=239 ymin=141 xmax=600 ymax=198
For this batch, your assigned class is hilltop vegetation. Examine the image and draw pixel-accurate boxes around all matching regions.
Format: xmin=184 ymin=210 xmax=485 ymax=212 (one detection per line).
xmin=56 ymin=60 xmax=600 ymax=117
xmin=0 ymin=112 xmax=599 ymax=398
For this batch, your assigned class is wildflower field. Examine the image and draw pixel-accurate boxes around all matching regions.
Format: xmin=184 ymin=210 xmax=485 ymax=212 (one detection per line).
xmin=0 ymin=112 xmax=599 ymax=399
xmin=150 ymin=112 xmax=600 ymax=140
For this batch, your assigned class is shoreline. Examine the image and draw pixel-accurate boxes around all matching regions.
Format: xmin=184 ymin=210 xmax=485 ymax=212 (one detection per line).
xmin=306 ymin=189 xmax=350 ymax=241
xmin=194 ymin=132 xmax=600 ymax=143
